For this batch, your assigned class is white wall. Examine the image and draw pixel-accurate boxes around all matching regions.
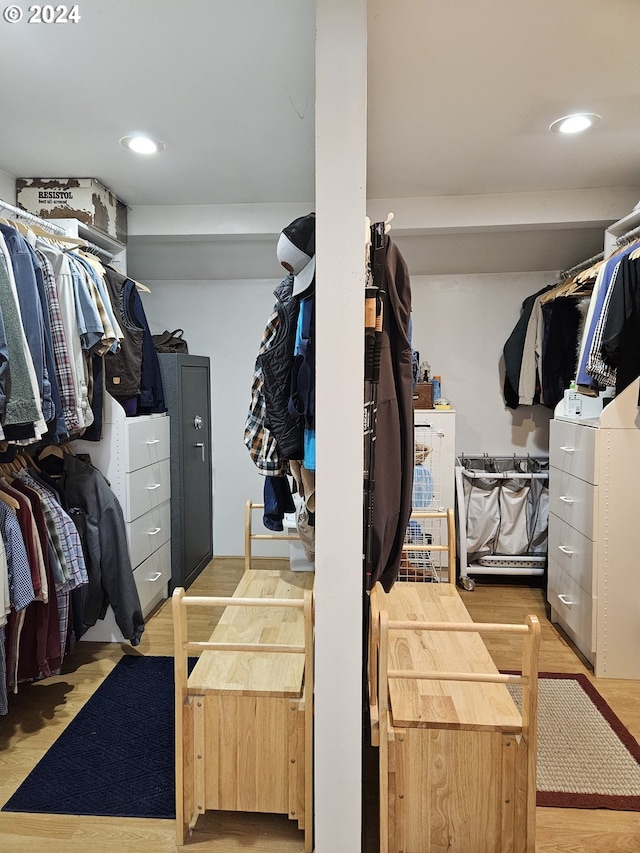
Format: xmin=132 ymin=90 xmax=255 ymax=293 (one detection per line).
xmin=410 ymin=271 xmax=557 ymax=457
xmin=137 ymin=268 xmax=560 ymax=557
xmin=0 ymin=168 xmax=16 ymax=204
xmin=140 ymin=277 xmax=288 ymax=557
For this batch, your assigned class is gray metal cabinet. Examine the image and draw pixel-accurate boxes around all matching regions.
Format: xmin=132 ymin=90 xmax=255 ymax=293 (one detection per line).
xmin=158 ymin=354 xmax=213 ymax=590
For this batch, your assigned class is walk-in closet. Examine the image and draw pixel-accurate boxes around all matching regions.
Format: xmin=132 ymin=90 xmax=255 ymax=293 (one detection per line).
xmin=0 ymin=1 xmax=638 ymax=851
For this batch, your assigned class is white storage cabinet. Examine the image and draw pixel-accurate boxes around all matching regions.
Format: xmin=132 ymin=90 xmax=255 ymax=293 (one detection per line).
xmin=74 ymin=392 xmax=171 ymax=641
xmin=548 ymin=378 xmax=640 ymax=679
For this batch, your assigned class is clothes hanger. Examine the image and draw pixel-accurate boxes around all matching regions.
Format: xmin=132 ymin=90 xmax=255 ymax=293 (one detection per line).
xmin=14 ymin=452 xmax=34 ymax=472
xmin=627 ymin=239 xmax=640 ymax=260
xmin=0 ymin=489 xmax=20 ymax=511
xmin=129 ymin=277 xmax=151 ymax=293
xmin=37 ymin=445 xmax=65 ymax=461
xmin=576 ymin=239 xmax=636 ymax=283
xmin=538 ymin=279 xmax=569 ymax=304
xmin=30 ymin=224 xmax=87 ymax=247
xmin=12 ymin=220 xmax=30 ymax=236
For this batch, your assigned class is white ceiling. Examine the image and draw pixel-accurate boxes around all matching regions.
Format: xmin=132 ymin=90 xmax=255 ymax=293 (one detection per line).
xmin=0 ymin=0 xmax=316 ymax=205
xmin=367 ymin=0 xmax=640 ymax=199
xmin=1 ymin=0 xmax=639 ymax=275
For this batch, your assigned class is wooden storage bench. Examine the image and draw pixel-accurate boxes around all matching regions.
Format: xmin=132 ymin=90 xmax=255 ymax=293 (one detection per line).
xmin=369 ymin=581 xmax=540 ymax=853
xmin=173 ymin=569 xmax=314 ymax=850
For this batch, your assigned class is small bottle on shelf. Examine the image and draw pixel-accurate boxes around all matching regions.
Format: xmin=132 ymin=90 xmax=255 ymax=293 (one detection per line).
xmin=565 ymin=381 xmax=582 ymax=418
xmin=432 ymin=375 xmax=441 ymax=401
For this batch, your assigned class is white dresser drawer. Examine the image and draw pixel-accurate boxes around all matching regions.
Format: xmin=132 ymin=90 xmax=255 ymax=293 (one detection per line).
xmin=125 ymin=458 xmax=171 ymax=521
xmin=134 ymin=539 xmax=171 ymax=617
xmin=548 ymin=513 xmax=595 ymax=595
xmin=125 ymin=416 xmax=170 ymax=472
xmin=549 ymin=419 xmax=598 ymax=485
xmin=549 ymin=469 xmax=597 ymax=540
xmin=547 ymin=561 xmax=595 ymax=653
xmin=126 ymin=500 xmax=171 ymax=569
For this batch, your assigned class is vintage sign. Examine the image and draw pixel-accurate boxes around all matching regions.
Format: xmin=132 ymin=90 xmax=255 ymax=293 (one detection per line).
xmin=16 ymin=177 xmax=128 ymax=243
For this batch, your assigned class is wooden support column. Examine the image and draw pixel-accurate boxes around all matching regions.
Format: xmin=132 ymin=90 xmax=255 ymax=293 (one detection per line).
xmin=315 ymin=0 xmax=367 ymax=849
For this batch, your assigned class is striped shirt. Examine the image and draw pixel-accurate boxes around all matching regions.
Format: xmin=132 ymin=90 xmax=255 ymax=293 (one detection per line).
xmin=37 ymin=249 xmax=80 ymax=434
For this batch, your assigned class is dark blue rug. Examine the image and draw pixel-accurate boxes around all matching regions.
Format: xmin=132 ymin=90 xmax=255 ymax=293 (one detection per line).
xmin=3 ymin=655 xmax=191 ymax=819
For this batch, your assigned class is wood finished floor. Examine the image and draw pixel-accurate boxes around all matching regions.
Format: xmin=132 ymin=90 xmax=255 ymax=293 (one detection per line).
xmin=1 ymin=558 xmax=638 ymax=852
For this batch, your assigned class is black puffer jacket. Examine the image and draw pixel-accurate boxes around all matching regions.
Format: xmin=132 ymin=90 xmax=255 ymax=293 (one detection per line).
xmin=258 ymin=276 xmax=304 ymax=460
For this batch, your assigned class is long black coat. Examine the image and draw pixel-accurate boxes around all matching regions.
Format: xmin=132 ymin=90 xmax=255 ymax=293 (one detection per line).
xmin=368 ymin=239 xmax=414 ymax=591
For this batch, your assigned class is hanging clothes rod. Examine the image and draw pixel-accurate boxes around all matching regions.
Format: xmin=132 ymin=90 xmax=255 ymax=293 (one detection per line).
xmin=616 ymin=224 xmax=640 ymax=246
xmin=560 ymin=250 xmax=604 ymax=280
xmin=0 ymin=198 xmax=67 ymax=235
xmin=77 ymin=242 xmax=115 ymax=262
xmin=0 ymin=197 xmax=115 ymax=261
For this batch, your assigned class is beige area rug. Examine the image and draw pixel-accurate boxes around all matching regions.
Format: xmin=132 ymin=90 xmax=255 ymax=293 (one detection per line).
xmin=507 ymin=672 xmax=640 ymax=810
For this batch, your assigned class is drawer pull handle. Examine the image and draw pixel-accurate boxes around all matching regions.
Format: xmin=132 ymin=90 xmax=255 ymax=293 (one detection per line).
xmin=559 ymin=445 xmax=575 ymax=453
xmin=148 ymin=527 xmax=162 ymax=536
xmin=147 ymin=571 xmax=163 ymax=582
xmin=558 ymin=594 xmax=573 ymax=608
xmin=558 ymin=545 xmax=574 ymax=556
xmin=559 ymin=495 xmax=574 ymax=504
xmin=146 ymin=439 xmax=160 ymax=445
xmin=147 ymin=483 xmax=161 ymax=491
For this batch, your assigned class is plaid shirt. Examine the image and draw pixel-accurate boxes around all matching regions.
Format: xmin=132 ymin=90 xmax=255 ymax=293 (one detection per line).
xmin=244 ymin=308 xmax=287 ymax=476
xmin=18 ymin=473 xmax=88 ymax=594
xmin=37 ymin=250 xmax=80 ymax=434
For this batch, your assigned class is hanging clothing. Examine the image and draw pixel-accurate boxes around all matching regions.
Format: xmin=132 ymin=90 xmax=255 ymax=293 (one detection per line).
xmin=540 ymin=296 xmax=585 ymax=409
xmin=0 ymin=497 xmax=35 ymax=696
xmin=36 ymin=239 xmax=93 ymax=431
xmin=503 ymin=285 xmax=554 ymax=409
xmin=57 ymin=454 xmax=144 ymax=646
xmin=0 ymin=225 xmax=53 ymax=425
xmin=262 ymin=475 xmax=295 ymax=532
xmin=0 ymin=212 xmax=164 ymax=711
xmin=601 ymin=253 xmax=640 ymax=404
xmin=575 ymin=251 xmax=626 ymax=395
xmin=0 ymin=253 xmax=43 ymax=433
xmin=35 ymin=247 xmax=80 ymax=435
xmin=369 ymin=238 xmax=414 ymax=592
xmin=24 ymin=241 xmax=66 ymax=439
xmin=258 ymin=275 xmax=304 ymax=461
xmin=102 ymin=265 xmax=144 ymax=403
xmin=288 ymin=292 xmax=315 ymax=470
xmin=127 ymin=280 xmax=166 ymax=415
xmin=245 ymin=306 xmax=288 ymax=476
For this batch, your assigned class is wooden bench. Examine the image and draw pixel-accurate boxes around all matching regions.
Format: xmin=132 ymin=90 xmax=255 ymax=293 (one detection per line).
xmin=369 ymin=580 xmax=540 ymax=853
xmin=173 ymin=569 xmax=314 ymax=850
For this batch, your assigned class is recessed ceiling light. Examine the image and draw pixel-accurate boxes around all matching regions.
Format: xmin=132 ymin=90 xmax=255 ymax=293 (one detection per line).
xmin=120 ymin=135 xmax=166 ymax=154
xmin=549 ymin=113 xmax=601 ymax=134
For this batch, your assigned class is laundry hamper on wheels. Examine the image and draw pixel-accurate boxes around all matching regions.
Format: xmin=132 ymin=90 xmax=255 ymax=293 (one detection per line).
xmin=455 ymin=455 xmax=549 ymax=591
